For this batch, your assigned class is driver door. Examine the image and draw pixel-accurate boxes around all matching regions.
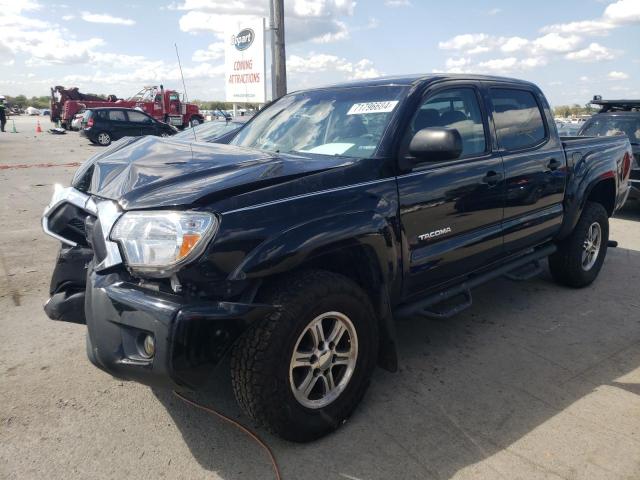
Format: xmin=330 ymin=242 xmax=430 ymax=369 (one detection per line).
xmin=397 ymin=84 xmax=505 ymax=299
xmin=126 ymin=110 xmax=156 ymax=136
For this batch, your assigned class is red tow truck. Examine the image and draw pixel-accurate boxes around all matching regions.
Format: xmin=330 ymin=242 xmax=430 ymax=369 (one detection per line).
xmin=50 ymin=85 xmax=203 ymax=130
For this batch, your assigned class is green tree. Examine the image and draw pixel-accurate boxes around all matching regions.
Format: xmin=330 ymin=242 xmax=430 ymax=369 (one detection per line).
xmin=553 ymin=104 xmax=597 ymax=117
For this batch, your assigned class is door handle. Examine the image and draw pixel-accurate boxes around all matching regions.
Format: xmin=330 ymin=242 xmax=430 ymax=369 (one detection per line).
xmin=547 ymin=159 xmax=561 ymax=171
xmin=482 ymin=170 xmax=503 ymax=186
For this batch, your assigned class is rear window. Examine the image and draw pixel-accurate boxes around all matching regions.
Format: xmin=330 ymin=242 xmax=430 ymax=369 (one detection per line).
xmin=108 ymin=110 xmax=126 ymax=121
xmin=90 ymin=110 xmax=107 ymax=120
xmin=579 ymin=116 xmax=640 ymax=144
xmin=490 ymin=88 xmax=546 ymax=150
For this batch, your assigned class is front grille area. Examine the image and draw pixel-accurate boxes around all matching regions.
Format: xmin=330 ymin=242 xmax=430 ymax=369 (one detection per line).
xmin=88 ymin=217 xmax=108 ymax=265
xmin=47 ymin=203 xmax=95 ymax=247
xmin=68 ymin=217 xmax=86 ymax=236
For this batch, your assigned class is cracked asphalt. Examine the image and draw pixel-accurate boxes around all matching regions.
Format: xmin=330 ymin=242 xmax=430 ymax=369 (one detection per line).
xmin=1 ymin=116 xmax=640 ymax=480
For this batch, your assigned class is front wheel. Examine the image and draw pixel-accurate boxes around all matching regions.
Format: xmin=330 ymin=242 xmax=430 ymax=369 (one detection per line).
xmin=231 ymin=270 xmax=379 ymax=442
xmin=549 ymin=201 xmax=609 ymax=288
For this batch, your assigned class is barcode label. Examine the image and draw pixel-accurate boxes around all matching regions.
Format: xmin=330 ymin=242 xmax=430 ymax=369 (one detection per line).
xmin=347 ymin=101 xmax=399 ymax=115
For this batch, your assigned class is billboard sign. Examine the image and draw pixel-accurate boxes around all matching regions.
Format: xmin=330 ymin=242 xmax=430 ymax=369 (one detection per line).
xmin=225 ymin=19 xmax=266 ymax=104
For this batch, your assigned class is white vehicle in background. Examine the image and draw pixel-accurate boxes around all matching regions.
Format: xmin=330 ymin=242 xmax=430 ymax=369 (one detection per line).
xmin=25 ymin=106 xmax=41 ymax=115
xmin=70 ymin=111 xmax=86 ymax=131
xmin=556 ymin=121 xmax=582 ymax=136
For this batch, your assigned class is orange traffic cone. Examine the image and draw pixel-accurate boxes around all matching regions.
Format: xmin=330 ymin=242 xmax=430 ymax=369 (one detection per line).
xmin=36 ymin=120 xmax=42 ymax=133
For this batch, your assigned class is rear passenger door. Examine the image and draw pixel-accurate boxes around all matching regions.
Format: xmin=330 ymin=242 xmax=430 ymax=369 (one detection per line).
xmin=398 ymin=84 xmax=505 ymax=299
xmin=486 ymin=85 xmax=567 ymax=254
xmin=106 ymin=109 xmax=132 ymax=139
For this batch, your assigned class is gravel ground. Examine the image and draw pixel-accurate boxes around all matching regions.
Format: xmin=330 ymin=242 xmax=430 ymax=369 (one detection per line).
xmin=1 ymin=115 xmax=640 ymax=480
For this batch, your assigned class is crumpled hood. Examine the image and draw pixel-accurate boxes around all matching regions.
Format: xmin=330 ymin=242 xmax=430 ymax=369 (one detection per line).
xmin=86 ymin=136 xmax=353 ymax=210
xmin=72 ymin=136 xmax=143 ymax=190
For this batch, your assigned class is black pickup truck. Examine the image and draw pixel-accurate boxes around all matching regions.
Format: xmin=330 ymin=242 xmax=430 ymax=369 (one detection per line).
xmin=42 ymin=75 xmax=633 ymax=441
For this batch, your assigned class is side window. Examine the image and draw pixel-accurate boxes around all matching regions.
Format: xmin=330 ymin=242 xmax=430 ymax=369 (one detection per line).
xmin=490 ymin=88 xmax=546 ymax=150
xmin=410 ymin=88 xmax=487 ymax=157
xmin=108 ymin=110 xmax=126 ymax=121
xmin=127 ymin=110 xmax=152 ymax=124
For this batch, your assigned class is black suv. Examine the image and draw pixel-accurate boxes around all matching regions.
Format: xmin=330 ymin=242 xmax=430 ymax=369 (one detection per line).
xmin=579 ymin=98 xmax=640 ymax=202
xmin=81 ymin=107 xmax=177 ymax=146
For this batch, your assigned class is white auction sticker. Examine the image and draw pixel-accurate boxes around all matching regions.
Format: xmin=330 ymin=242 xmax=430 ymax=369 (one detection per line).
xmin=347 ymin=101 xmax=399 ymax=115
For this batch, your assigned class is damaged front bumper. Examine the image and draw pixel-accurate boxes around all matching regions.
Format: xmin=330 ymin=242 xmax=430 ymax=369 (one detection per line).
xmin=45 ymin=245 xmax=93 ymax=324
xmin=42 ymin=185 xmax=274 ymax=388
xmin=85 ymin=269 xmax=274 ymax=388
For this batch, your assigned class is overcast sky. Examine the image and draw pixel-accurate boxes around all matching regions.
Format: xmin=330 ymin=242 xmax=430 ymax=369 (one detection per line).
xmin=0 ymin=0 xmax=638 ymax=106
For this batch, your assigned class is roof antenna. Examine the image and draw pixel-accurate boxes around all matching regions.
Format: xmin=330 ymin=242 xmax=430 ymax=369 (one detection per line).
xmin=175 ymin=43 xmax=197 ymax=141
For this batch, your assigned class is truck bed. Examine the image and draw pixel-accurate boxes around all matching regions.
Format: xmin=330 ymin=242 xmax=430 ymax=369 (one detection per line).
xmin=559 ymin=134 xmax=632 ymax=225
xmin=561 ymin=134 xmax=631 ymax=167
xmin=560 ymin=134 xmax=629 ymax=150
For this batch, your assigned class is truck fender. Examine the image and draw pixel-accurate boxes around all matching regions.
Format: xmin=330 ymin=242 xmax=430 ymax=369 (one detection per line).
xmin=229 ymin=211 xmax=400 ymax=372
xmin=557 ymin=152 xmax=617 ymax=240
xmin=229 ymin=211 xmax=397 ymax=281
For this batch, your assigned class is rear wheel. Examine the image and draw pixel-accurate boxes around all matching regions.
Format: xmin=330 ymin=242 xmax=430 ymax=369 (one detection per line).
xmin=231 ymin=270 xmax=379 ymax=442
xmin=96 ymin=132 xmax=111 ymax=146
xmin=549 ymin=201 xmax=609 ymax=287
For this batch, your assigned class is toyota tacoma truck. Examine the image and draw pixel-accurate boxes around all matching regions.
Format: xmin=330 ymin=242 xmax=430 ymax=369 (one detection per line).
xmin=42 ymin=75 xmax=633 ymax=442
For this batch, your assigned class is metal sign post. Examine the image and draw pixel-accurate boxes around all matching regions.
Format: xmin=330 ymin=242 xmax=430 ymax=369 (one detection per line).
xmin=270 ymin=0 xmax=287 ymax=100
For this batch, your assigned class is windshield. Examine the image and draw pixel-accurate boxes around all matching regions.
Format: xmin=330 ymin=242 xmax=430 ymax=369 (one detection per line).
xmin=230 ymin=86 xmax=407 ymax=158
xmin=174 ymin=121 xmax=242 ymax=141
xmin=580 ymin=115 xmax=640 ymax=144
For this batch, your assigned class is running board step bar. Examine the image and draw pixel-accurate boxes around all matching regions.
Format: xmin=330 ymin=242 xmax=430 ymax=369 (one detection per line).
xmin=504 ymin=260 xmax=543 ymax=281
xmin=395 ymin=244 xmax=557 ymax=320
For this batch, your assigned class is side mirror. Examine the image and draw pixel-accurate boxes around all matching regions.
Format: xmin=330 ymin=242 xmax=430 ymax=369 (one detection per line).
xmin=409 ymin=127 xmax=463 ymax=163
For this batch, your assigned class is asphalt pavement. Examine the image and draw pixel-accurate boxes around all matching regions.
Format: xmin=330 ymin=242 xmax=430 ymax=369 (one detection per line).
xmin=1 ymin=115 xmax=640 ymax=480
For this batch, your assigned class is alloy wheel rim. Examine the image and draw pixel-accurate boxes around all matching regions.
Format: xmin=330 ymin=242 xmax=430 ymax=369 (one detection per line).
xmin=289 ymin=311 xmax=358 ymax=409
xmin=98 ymin=133 xmax=109 ymax=145
xmin=582 ymin=222 xmax=602 ymax=271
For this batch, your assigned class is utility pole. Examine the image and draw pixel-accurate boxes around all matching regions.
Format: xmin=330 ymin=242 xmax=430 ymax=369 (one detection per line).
xmin=270 ymin=0 xmax=287 ymax=100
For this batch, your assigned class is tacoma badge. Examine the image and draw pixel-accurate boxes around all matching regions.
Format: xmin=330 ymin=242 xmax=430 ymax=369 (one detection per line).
xmin=419 ymin=227 xmax=452 ymax=241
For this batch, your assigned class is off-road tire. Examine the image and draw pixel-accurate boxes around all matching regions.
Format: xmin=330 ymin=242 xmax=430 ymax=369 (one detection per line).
xmin=549 ymin=201 xmax=609 ymax=288
xmin=230 ymin=270 xmax=379 ymax=442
